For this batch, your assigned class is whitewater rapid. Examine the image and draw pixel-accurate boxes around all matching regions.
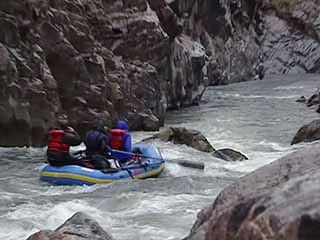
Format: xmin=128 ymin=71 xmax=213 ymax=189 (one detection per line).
xmin=0 ymin=74 xmax=319 ymax=240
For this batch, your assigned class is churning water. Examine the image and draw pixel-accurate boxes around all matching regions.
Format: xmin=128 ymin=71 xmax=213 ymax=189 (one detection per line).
xmin=0 ymin=74 xmax=319 ymax=240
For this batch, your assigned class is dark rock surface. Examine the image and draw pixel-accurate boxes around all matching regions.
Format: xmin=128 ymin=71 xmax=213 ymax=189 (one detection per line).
xmin=296 ymin=95 xmax=306 ymax=103
xmin=27 ymin=212 xmax=114 ymax=240
xmin=1 ymin=0 xmax=320 ymax=146
xmin=212 ymin=148 xmax=248 ymax=161
xmin=184 ymin=142 xmax=320 ymax=240
xmin=291 ymin=119 xmax=320 ymax=144
xmin=144 ymin=127 xmax=215 ymax=152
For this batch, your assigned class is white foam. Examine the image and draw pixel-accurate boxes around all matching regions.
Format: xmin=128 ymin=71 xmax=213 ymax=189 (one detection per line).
xmin=1 ymin=200 xmax=107 ymax=240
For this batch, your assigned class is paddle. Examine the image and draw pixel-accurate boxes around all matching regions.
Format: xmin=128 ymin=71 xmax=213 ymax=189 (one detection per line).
xmin=111 ymin=149 xmax=205 ymax=170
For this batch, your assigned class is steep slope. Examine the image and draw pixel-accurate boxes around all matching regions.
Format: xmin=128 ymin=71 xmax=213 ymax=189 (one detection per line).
xmin=1 ymin=0 xmax=319 ymax=146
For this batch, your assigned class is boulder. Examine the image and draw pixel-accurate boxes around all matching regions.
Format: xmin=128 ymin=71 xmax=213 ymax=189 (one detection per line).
xmin=306 ymin=92 xmax=320 ymax=107
xmin=185 ymin=142 xmax=320 ymax=240
xmin=144 ymin=127 xmax=215 ymax=152
xmin=212 ymin=148 xmax=248 ymax=161
xmin=291 ymin=119 xmax=320 ymax=145
xmin=296 ymin=96 xmax=306 ymax=103
xmin=141 ymin=112 xmax=160 ymax=131
xmin=27 ymin=212 xmax=114 ymax=240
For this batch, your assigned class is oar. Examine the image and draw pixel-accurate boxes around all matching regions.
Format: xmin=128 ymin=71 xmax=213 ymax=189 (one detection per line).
xmin=111 ymin=149 xmax=205 ymax=170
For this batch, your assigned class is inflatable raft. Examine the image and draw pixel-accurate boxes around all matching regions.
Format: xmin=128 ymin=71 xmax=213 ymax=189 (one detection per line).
xmin=40 ymin=143 xmax=165 ymax=185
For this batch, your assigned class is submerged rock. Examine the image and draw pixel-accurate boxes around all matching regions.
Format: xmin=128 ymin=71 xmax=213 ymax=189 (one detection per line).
xmin=212 ymin=148 xmax=248 ymax=161
xmin=27 ymin=212 xmax=114 ymax=240
xmin=144 ymin=127 xmax=215 ymax=153
xmin=291 ymin=119 xmax=320 ymax=145
xmin=185 ymin=142 xmax=320 ymax=240
xmin=296 ymin=96 xmax=306 ymax=103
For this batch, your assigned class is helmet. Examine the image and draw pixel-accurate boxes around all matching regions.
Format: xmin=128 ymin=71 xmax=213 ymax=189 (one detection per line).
xmin=116 ymin=120 xmax=129 ymax=131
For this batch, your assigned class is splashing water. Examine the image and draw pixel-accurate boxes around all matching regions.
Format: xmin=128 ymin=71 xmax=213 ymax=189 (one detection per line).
xmin=0 ymin=74 xmax=319 ymax=240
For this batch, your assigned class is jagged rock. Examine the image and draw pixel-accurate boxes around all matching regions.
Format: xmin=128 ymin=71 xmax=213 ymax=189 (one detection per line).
xmin=296 ymin=96 xmax=306 ymax=103
xmin=306 ymin=90 xmax=320 ymax=107
xmin=2 ymin=0 xmax=320 ymax=147
xmin=27 ymin=212 xmax=114 ymax=240
xmin=212 ymin=148 xmax=248 ymax=161
xmin=185 ymin=142 xmax=320 ymax=240
xmin=144 ymin=127 xmax=215 ymax=152
xmin=168 ymin=35 xmax=207 ymax=109
xmin=0 ymin=0 xmax=173 ymax=146
xmin=291 ymin=119 xmax=320 ymax=145
xmin=141 ymin=112 xmax=160 ymax=131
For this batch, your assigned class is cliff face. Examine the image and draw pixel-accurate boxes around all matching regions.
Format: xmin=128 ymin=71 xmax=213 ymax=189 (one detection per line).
xmin=1 ymin=0 xmax=320 ymax=146
xmin=0 ymin=0 xmax=169 ymax=146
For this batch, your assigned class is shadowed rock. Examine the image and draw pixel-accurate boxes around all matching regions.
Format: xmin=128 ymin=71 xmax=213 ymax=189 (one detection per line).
xmin=27 ymin=212 xmax=114 ymax=240
xmin=212 ymin=148 xmax=248 ymax=161
xmin=185 ymin=142 xmax=320 ymax=240
xmin=296 ymin=96 xmax=306 ymax=103
xmin=143 ymin=127 xmax=215 ymax=152
xmin=291 ymin=119 xmax=320 ymax=145
xmin=2 ymin=0 xmax=320 ymax=147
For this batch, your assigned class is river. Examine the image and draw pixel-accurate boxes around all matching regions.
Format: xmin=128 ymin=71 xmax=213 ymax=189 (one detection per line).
xmin=0 ymin=74 xmax=319 ymax=240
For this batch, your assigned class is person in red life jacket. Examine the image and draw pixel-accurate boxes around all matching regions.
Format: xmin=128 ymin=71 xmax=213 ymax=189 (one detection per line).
xmin=108 ymin=120 xmax=132 ymax=163
xmin=46 ymin=126 xmax=84 ymax=167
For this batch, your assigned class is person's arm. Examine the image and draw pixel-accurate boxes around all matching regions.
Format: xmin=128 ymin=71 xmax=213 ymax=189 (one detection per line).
xmin=63 ymin=131 xmax=82 ymax=146
xmin=124 ymin=133 xmax=132 ymax=152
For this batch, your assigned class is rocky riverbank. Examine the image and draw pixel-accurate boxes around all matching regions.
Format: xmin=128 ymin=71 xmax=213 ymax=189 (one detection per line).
xmin=184 ymin=141 xmax=320 ymax=240
xmin=1 ymin=0 xmax=320 ymax=146
xmin=26 ymin=141 xmax=320 ymax=240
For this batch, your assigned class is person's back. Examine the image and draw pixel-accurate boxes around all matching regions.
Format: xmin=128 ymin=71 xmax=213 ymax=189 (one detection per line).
xmin=84 ymin=127 xmax=112 ymax=170
xmin=47 ymin=127 xmax=82 ymax=166
xmin=109 ymin=120 xmax=132 ymax=163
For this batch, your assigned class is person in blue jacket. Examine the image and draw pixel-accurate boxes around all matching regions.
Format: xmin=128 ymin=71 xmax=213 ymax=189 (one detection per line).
xmin=108 ymin=120 xmax=132 ymax=163
xmin=83 ymin=125 xmax=112 ymax=170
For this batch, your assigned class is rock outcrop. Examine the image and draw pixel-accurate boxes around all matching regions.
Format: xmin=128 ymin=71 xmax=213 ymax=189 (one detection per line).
xmin=143 ymin=127 xmax=215 ymax=152
xmin=185 ymin=142 xmax=320 ymax=240
xmin=2 ymin=0 xmax=320 ymax=147
xmin=212 ymin=148 xmax=248 ymax=161
xmin=0 ymin=0 xmax=210 ymax=146
xmin=291 ymin=119 xmax=320 ymax=144
xmin=27 ymin=212 xmax=114 ymax=240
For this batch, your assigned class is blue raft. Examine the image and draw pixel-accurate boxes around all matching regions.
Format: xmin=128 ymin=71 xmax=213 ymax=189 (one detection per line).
xmin=40 ymin=143 xmax=165 ymax=185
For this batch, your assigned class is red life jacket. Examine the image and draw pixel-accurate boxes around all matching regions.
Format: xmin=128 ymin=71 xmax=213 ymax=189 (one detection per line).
xmin=47 ymin=130 xmax=70 ymax=153
xmin=110 ymin=129 xmax=125 ymax=150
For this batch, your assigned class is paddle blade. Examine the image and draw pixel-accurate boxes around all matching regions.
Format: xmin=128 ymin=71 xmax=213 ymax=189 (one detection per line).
xmin=166 ymin=159 xmax=205 ymax=170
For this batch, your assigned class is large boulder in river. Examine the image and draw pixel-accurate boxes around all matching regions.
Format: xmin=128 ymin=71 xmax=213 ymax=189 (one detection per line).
xmin=27 ymin=212 xmax=114 ymax=240
xmin=185 ymin=142 xmax=320 ymax=240
xmin=291 ymin=119 xmax=320 ymax=145
xmin=212 ymin=148 xmax=248 ymax=161
xmin=144 ymin=127 xmax=215 ymax=153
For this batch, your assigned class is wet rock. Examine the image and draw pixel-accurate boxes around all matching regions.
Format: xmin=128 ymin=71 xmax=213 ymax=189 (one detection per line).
xmin=296 ymin=96 xmax=306 ymax=103
xmin=212 ymin=148 xmax=248 ymax=161
xmin=0 ymin=0 xmax=171 ymax=146
xmin=168 ymin=35 xmax=208 ymax=109
xmin=185 ymin=142 xmax=320 ymax=240
xmin=306 ymin=90 xmax=320 ymax=107
xmin=144 ymin=127 xmax=215 ymax=152
xmin=27 ymin=212 xmax=114 ymax=240
xmin=2 ymin=0 xmax=320 ymax=147
xmin=141 ymin=112 xmax=160 ymax=131
xmin=291 ymin=119 xmax=320 ymax=145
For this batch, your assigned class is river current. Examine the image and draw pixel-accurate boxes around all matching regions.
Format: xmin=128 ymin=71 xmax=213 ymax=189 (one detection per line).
xmin=0 ymin=74 xmax=319 ymax=240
